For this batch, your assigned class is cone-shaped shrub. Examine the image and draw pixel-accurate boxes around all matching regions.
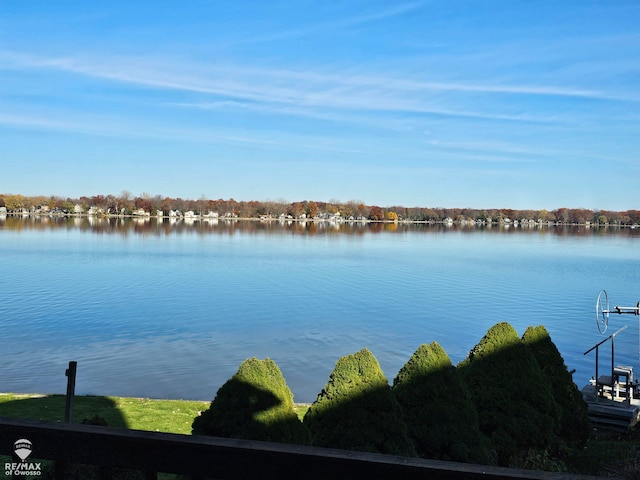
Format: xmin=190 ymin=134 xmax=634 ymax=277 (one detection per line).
xmin=393 ymin=342 xmax=496 ymax=464
xmin=522 ymin=325 xmax=590 ymax=448
xmin=304 ymin=348 xmax=415 ymax=456
xmin=192 ymin=357 xmax=309 ymax=444
xmin=458 ymin=322 xmax=560 ymax=467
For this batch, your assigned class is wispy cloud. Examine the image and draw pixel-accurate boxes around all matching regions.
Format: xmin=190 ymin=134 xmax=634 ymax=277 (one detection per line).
xmin=0 ymin=111 xmax=371 ymax=156
xmin=227 ymin=1 xmax=428 ymax=46
xmin=2 ymin=48 xmax=617 ymax=128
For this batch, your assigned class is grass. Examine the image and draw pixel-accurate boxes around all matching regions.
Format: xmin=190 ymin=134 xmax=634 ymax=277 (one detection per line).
xmin=0 ymin=393 xmax=210 ymax=434
xmin=564 ymin=427 xmax=640 ymax=478
xmin=0 ymin=392 xmax=212 ymax=479
xmin=0 ymin=393 xmax=310 ymax=434
xmin=0 ymin=393 xmax=311 ymax=480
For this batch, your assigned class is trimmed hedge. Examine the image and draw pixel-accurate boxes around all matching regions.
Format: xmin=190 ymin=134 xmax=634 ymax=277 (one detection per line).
xmin=458 ymin=322 xmax=560 ymax=467
xmin=522 ymin=325 xmax=591 ymax=448
xmin=191 ymin=325 xmax=589 ymax=471
xmin=304 ymin=348 xmax=415 ymax=456
xmin=393 ymin=342 xmax=496 ymax=464
xmin=192 ymin=357 xmax=309 ymax=444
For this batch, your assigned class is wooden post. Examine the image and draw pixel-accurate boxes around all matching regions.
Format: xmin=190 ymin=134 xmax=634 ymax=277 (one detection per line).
xmin=59 ymin=361 xmax=78 ymax=479
xmin=64 ymin=361 xmax=77 ymax=423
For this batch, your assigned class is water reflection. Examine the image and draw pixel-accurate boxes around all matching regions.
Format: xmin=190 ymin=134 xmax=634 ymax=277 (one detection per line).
xmin=1 ymin=215 xmax=637 ymax=238
xmin=1 ymin=212 xmax=638 ymax=402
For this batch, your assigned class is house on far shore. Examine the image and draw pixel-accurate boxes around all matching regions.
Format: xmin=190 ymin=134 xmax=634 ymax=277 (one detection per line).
xmin=132 ymin=208 xmax=150 ymax=217
xmin=73 ymin=204 xmax=84 ymax=214
xmin=156 ymin=210 xmax=164 ymax=218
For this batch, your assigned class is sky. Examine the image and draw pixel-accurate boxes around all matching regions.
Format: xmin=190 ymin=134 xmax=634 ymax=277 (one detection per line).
xmin=1 ymin=1 xmax=639 ymax=210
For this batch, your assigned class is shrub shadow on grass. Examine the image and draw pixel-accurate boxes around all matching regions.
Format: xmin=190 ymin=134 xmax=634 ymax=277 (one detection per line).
xmin=0 ymin=394 xmax=128 ymax=428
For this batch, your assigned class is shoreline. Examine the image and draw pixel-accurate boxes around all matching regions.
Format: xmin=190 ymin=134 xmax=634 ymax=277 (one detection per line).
xmin=2 ymin=211 xmax=635 ymax=229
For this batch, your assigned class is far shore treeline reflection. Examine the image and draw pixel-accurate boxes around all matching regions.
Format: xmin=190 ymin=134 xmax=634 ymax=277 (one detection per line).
xmin=1 ymin=215 xmax=639 ymax=238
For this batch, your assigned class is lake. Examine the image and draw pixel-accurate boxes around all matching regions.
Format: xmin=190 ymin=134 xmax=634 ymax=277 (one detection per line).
xmin=1 ymin=216 xmax=639 ymax=403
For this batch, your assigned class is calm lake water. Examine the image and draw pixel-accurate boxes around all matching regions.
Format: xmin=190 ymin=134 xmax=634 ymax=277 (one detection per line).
xmin=1 ymin=216 xmax=639 ymax=403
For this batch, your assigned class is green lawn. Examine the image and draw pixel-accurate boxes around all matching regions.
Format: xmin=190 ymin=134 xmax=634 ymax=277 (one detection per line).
xmin=0 ymin=392 xmax=210 ymax=434
xmin=0 ymin=392 xmax=310 ymax=434
xmin=0 ymin=393 xmax=311 ymax=479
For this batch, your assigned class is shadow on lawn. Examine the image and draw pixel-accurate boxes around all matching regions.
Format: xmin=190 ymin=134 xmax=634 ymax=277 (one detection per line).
xmin=0 ymin=394 xmax=128 ymax=428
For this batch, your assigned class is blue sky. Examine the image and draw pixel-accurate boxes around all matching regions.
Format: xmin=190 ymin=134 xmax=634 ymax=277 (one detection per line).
xmin=1 ymin=1 xmax=638 ymax=210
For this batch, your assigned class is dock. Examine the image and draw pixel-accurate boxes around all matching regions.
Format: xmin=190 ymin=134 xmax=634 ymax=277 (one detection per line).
xmin=581 ymin=382 xmax=640 ymax=428
xmin=582 ymin=325 xmax=640 ymax=428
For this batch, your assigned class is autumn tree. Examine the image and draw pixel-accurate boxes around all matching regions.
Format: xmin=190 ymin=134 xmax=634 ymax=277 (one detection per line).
xmin=554 ymin=208 xmax=569 ymax=224
xmin=117 ymin=190 xmax=133 ymax=214
xmin=134 ymin=195 xmax=153 ymax=213
xmin=368 ymin=206 xmax=384 ymax=221
xmin=422 ymin=208 xmax=438 ymax=221
xmin=287 ymin=202 xmax=304 ymax=218
xmin=537 ymin=209 xmax=553 ymax=222
xmin=306 ymin=201 xmax=318 ymax=218
xmin=62 ymin=200 xmax=75 ymax=212
xmin=341 ymin=201 xmax=358 ymax=218
xmin=624 ymin=210 xmax=640 ymax=224
xmin=323 ymin=200 xmax=338 ymax=214
xmin=385 ymin=211 xmax=398 ymax=221
xmin=3 ymin=194 xmax=26 ymax=211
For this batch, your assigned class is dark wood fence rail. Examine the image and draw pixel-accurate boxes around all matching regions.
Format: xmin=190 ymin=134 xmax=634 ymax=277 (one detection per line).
xmin=0 ymin=418 xmax=599 ymax=480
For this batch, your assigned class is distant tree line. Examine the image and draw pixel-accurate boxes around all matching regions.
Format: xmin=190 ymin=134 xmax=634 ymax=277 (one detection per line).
xmin=192 ymin=323 xmax=590 ymax=472
xmin=1 ymin=191 xmax=638 ymax=225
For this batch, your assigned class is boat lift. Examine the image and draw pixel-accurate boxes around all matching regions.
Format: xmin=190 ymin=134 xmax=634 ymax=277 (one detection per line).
xmin=582 ymin=290 xmax=640 ymax=427
xmin=595 ymin=289 xmax=640 ymax=335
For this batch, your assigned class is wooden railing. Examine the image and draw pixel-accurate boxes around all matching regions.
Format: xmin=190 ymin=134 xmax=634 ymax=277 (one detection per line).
xmin=0 ymin=418 xmax=599 ymax=479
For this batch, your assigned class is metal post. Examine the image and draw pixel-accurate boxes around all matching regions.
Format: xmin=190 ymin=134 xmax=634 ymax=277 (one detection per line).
xmin=64 ymin=361 xmax=77 ymax=424
xmin=595 ymin=346 xmax=599 ymax=398
xmin=612 ymin=335 xmax=615 ymax=390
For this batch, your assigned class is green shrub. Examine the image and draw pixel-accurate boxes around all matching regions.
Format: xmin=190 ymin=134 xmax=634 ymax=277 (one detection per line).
xmin=393 ymin=342 xmax=496 ymax=464
xmin=458 ymin=322 xmax=560 ymax=467
xmin=304 ymin=348 xmax=415 ymax=456
xmin=192 ymin=357 xmax=309 ymax=444
xmin=522 ymin=325 xmax=590 ymax=448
